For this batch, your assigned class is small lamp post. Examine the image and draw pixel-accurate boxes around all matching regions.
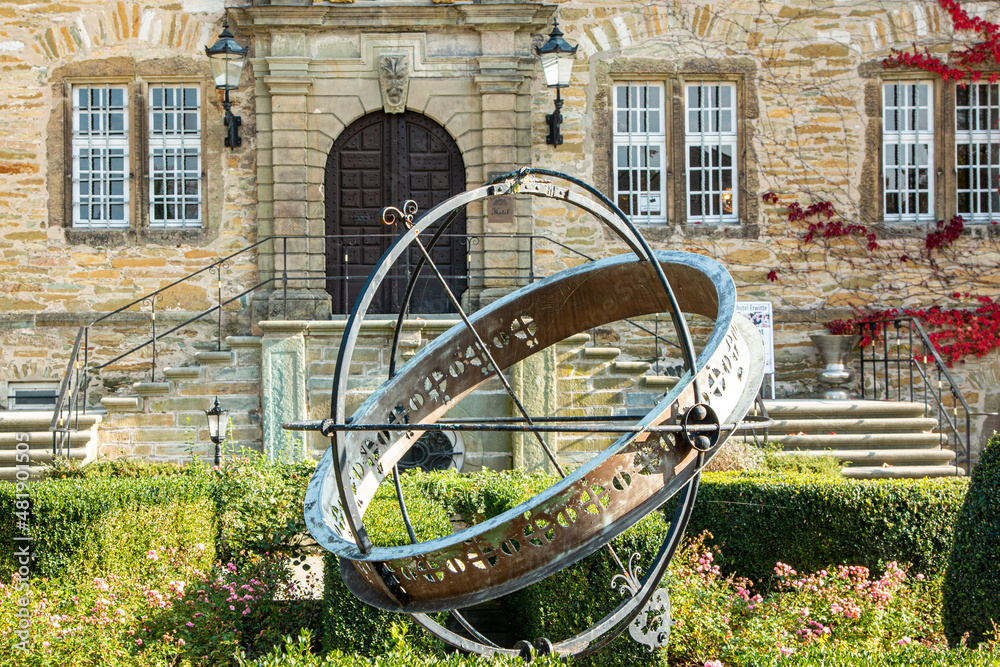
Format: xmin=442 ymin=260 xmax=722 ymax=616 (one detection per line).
xmin=205 ymin=397 xmax=229 ymax=466
xmin=536 ymin=18 xmax=578 ymax=146
xmin=205 ymin=17 xmax=248 ymax=149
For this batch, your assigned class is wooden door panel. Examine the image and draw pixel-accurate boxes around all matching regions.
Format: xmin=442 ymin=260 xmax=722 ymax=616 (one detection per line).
xmin=326 ymin=111 xmax=466 ymax=314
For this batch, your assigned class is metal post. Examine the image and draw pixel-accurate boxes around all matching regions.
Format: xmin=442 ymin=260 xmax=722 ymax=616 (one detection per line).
xmin=216 ymin=266 xmax=223 ymax=352
xmin=894 ymin=320 xmax=901 ymax=401
xmin=908 ymin=323 xmax=914 ymax=403
xmin=151 ymin=300 xmax=157 ymax=382
xmin=859 ymin=323 xmax=866 ymax=399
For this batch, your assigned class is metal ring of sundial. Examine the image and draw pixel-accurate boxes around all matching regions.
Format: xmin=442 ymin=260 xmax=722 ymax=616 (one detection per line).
xmin=294 ymin=169 xmax=766 ymax=658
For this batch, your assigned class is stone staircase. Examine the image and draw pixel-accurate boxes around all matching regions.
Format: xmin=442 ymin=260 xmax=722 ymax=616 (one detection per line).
xmin=0 ymin=410 xmax=102 ymax=481
xmin=96 ymin=336 xmax=262 ymax=461
xmin=763 ymin=399 xmax=961 ymax=479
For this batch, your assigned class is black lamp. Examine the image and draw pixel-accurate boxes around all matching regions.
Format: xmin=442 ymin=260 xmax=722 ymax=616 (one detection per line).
xmin=205 ymin=396 xmax=229 ymax=466
xmin=536 ymin=18 xmax=578 ymax=146
xmin=205 ymin=17 xmax=248 ymax=149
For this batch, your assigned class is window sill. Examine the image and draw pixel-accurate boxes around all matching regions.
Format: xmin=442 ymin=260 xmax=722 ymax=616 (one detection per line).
xmin=65 ymin=226 xmax=209 ymax=247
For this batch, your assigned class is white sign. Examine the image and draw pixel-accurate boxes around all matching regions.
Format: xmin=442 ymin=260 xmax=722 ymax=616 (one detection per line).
xmin=736 ymin=301 xmax=775 ymax=374
xmin=638 ymin=194 xmax=661 ymax=215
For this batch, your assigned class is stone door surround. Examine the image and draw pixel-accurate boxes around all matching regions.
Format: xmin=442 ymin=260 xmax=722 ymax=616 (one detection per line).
xmin=233 ymin=2 xmax=556 ymax=319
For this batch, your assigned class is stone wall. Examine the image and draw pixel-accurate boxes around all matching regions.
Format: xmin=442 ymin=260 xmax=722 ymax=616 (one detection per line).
xmin=1 ymin=0 xmax=999 ymax=463
xmin=0 ymin=0 xmax=259 ymax=402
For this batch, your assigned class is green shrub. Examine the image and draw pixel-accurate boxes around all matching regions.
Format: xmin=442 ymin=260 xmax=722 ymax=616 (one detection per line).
xmin=320 ymin=478 xmax=453 ymax=656
xmin=943 ymin=434 xmax=1000 ymax=648
xmin=686 ymin=471 xmax=967 ymax=585
xmin=0 ymin=475 xmax=216 ymax=579
xmin=212 ymin=456 xmax=317 ymax=564
xmin=763 ymin=450 xmax=844 ymax=477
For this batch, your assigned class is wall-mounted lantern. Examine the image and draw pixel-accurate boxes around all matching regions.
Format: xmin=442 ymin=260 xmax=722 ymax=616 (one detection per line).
xmin=205 ymin=17 xmax=248 ymax=149
xmin=537 ymin=18 xmax=578 ymax=146
xmin=205 ymin=396 xmax=229 ymax=466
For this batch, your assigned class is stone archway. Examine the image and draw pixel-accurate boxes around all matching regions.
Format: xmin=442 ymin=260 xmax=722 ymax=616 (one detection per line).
xmin=324 ymin=110 xmax=468 ymax=315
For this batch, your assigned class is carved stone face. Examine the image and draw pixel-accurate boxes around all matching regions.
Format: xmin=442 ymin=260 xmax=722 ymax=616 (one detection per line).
xmin=380 ymin=55 xmax=408 ymax=110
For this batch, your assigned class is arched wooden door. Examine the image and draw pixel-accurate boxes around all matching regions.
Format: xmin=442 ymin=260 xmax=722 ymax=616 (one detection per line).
xmin=324 ymin=111 xmax=468 ymax=315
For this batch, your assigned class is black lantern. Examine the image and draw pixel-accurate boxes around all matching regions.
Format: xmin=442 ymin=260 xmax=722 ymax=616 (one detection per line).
xmin=536 ymin=18 xmax=578 ymax=146
xmin=205 ymin=17 xmax=248 ymax=149
xmin=204 ymin=396 xmax=229 ymax=466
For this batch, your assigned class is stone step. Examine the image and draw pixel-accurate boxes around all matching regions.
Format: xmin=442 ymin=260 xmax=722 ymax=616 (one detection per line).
xmin=0 ymin=447 xmax=87 ymax=463
xmin=768 ymin=417 xmax=939 ymax=435
xmin=0 ymin=431 xmax=94 ymax=448
xmin=775 ymin=448 xmax=956 ymax=467
xmin=0 ymin=411 xmax=102 ymax=431
xmin=773 ymin=432 xmax=944 ymax=449
xmin=582 ymin=346 xmax=621 ymax=359
xmin=762 ymin=399 xmax=927 ymax=420
xmin=0 ymin=466 xmax=48 ymax=482
xmin=843 ymin=465 xmax=966 ymax=480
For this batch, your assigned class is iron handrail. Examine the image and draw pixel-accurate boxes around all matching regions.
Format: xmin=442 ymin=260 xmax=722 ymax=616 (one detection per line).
xmin=858 ymin=316 xmax=973 ymax=474
xmin=47 ymin=232 xmax=686 ymax=447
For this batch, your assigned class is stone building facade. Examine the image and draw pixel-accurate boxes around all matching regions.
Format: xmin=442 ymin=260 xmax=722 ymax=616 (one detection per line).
xmin=2 ymin=0 xmax=999 ymax=467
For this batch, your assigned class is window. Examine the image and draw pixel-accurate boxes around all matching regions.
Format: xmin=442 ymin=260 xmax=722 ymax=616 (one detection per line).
xmin=7 ymin=382 xmax=59 ymax=411
xmin=685 ymin=83 xmax=737 ymax=224
xmin=882 ymin=81 xmax=934 ymax=223
xmin=613 ymin=83 xmax=666 ymax=222
xmin=68 ymin=81 xmax=203 ymax=231
xmin=955 ymin=83 xmax=1000 ymax=223
xmin=611 ymin=80 xmax=740 ymax=225
xmin=149 ymin=84 xmax=202 ymax=228
xmin=72 ymin=85 xmax=129 ymax=229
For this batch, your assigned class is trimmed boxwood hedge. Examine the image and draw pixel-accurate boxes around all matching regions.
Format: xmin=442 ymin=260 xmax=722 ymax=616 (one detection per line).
xmin=0 ymin=475 xmax=216 ymax=579
xmin=685 ymin=471 xmax=968 ymax=585
xmin=943 ymin=434 xmax=1000 ymax=648
xmin=320 ymin=480 xmax=453 ymax=657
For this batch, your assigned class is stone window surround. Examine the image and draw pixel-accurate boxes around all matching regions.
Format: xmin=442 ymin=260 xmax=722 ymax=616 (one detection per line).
xmin=47 ymin=57 xmax=225 ymax=247
xmin=592 ymin=57 xmax=760 ymax=240
xmin=860 ymin=61 xmax=1000 ymax=230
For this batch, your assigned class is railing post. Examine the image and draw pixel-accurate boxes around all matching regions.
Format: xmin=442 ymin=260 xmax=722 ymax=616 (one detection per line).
xmin=859 ymin=322 xmax=866 ymax=399
xmin=908 ymin=323 xmax=914 ymax=403
xmin=893 ymin=320 xmax=901 ymax=401
xmin=151 ymin=298 xmax=157 ymax=382
xmin=82 ymin=326 xmax=89 ymax=416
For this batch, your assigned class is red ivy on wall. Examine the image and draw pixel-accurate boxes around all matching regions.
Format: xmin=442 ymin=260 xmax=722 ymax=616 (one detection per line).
xmin=826 ymin=296 xmax=1000 ymax=367
xmin=883 ymin=0 xmax=1000 ymax=82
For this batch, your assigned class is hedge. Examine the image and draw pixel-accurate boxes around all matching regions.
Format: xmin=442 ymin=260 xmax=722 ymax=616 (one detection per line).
xmin=0 ymin=475 xmax=216 ymax=579
xmin=943 ymin=434 xmax=1000 ymax=647
xmin=321 ymin=480 xmax=453 ymax=657
xmin=685 ymin=471 xmax=968 ymax=585
xmin=338 ymin=470 xmax=968 ymax=666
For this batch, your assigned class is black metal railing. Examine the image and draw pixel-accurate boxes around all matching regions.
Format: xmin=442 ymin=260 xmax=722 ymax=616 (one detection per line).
xmin=858 ymin=317 xmax=981 ymax=475
xmin=48 ymin=233 xmax=682 ymax=455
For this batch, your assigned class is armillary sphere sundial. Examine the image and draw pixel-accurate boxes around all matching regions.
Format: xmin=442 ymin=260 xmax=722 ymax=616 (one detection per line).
xmin=285 ymin=168 xmax=770 ymax=660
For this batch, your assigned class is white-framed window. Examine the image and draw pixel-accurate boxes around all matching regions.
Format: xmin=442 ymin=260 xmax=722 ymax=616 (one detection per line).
xmin=612 ymin=83 xmax=667 ymax=223
xmin=882 ymin=81 xmax=935 ymax=223
xmin=955 ymin=83 xmax=1000 ymax=223
xmin=684 ymin=82 xmax=738 ymax=224
xmin=149 ymin=84 xmax=202 ymax=229
xmin=7 ymin=382 xmax=60 ymax=411
xmin=71 ymin=84 xmax=130 ymax=229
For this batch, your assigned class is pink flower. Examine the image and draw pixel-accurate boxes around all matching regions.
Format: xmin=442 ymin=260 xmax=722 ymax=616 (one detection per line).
xmin=178 ymin=639 xmax=186 ymax=647
xmin=916 ymin=574 xmax=925 ymax=580
xmin=705 ymin=661 xmax=724 ymax=667
xmin=186 ymin=622 xmax=194 ymax=628
xmin=778 ymin=647 xmax=794 ymax=657
xmin=229 ymin=605 xmax=235 ymax=611
xmin=898 ymin=637 xmax=912 ymax=646
xmin=136 ymin=639 xmax=143 ymax=646
xmin=146 ymin=550 xmax=159 ymax=562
